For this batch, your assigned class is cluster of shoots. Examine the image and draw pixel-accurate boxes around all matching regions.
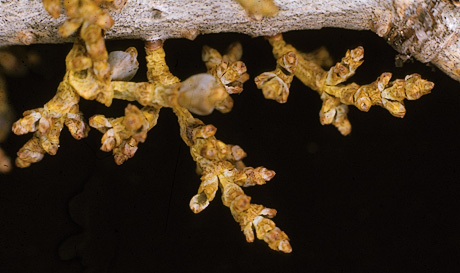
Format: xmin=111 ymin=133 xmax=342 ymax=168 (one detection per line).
xmin=2 ymin=0 xmax=435 ymax=253
xmin=257 ymin=34 xmax=434 ymax=135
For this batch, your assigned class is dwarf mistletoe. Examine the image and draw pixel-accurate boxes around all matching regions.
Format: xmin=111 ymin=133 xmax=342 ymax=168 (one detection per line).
xmin=1 ymin=0 xmax=457 ymax=253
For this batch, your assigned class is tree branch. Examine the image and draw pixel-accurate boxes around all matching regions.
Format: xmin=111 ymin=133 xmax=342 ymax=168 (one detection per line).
xmin=1 ymin=0 xmax=459 ymax=82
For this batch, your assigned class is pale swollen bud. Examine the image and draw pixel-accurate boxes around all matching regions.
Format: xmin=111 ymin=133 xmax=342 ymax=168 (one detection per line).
xmin=108 ymin=47 xmax=139 ymax=81
xmin=177 ymin=74 xmax=229 ymax=115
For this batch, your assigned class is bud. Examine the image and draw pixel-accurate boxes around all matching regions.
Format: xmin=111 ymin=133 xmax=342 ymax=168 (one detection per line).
xmin=177 ymin=74 xmax=228 ymax=115
xmin=108 ymin=47 xmax=139 ymax=81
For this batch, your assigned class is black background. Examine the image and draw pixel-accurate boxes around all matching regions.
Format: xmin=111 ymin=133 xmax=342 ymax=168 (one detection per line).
xmin=1 ymin=29 xmax=460 ymax=273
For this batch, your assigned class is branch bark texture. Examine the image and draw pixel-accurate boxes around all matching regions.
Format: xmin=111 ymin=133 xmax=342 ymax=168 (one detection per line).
xmin=1 ymin=0 xmax=459 ymax=82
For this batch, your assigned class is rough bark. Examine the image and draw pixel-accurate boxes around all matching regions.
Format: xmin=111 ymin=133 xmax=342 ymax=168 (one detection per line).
xmin=0 ymin=0 xmax=459 ymax=82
